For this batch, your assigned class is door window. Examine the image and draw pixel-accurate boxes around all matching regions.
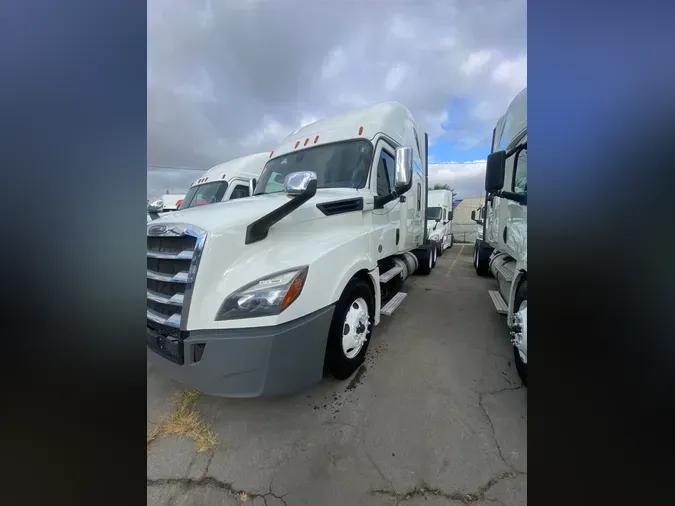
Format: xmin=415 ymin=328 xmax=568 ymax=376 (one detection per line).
xmin=376 ymin=149 xmax=396 ymax=197
xmin=230 ymin=184 xmax=250 ymax=200
xmin=512 ymin=147 xmax=527 ymax=194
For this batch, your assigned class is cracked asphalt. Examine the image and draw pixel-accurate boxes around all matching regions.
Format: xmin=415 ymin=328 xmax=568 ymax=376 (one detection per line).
xmin=147 ymin=244 xmax=527 ymax=505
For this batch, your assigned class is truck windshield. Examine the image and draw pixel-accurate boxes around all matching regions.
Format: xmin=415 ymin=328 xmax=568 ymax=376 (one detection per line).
xmin=179 ymin=181 xmax=228 ymax=210
xmin=255 ymin=140 xmax=373 ymax=195
xmin=427 ymin=207 xmax=442 ymax=220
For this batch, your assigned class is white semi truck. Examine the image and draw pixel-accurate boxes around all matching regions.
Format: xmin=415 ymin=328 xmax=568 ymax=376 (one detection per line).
xmin=472 ymin=87 xmax=527 ymax=385
xmin=146 ymin=102 xmax=440 ymax=397
xmin=427 ymin=189 xmax=454 ymax=256
xmin=146 ymin=152 xmax=269 ymax=221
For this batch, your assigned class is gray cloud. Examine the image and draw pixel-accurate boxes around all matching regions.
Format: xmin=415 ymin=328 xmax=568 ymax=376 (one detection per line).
xmin=148 ymin=0 xmax=526 ymax=197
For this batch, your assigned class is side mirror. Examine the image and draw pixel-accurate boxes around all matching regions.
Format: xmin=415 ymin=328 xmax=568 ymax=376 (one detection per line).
xmin=147 ymin=198 xmax=164 ymax=213
xmin=448 ymin=210 xmax=453 ymax=221
xmin=394 ymin=146 xmax=413 ymax=189
xmin=471 ymin=210 xmax=476 ymax=220
xmin=284 ymin=171 xmax=318 ymax=198
xmin=485 ymin=150 xmax=506 ymax=192
xmin=249 ymin=178 xmax=257 ymax=195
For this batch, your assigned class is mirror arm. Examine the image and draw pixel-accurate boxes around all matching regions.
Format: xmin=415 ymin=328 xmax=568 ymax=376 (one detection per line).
xmin=495 ymin=190 xmax=527 ymax=204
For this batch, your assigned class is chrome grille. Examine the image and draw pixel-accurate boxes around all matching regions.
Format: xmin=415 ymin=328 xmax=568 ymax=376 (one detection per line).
xmin=146 ymin=223 xmax=207 ymax=363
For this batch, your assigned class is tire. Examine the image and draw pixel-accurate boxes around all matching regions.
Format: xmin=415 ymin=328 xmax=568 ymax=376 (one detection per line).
xmin=414 ymin=245 xmax=433 ymax=275
xmin=325 ymin=277 xmax=375 ymax=380
xmin=447 ymin=234 xmax=453 ymax=249
xmin=474 ymin=242 xmax=490 ymax=276
xmin=437 ymin=240 xmax=444 ymax=257
xmin=513 ymin=280 xmax=528 ymax=386
xmin=431 ymin=242 xmax=437 ymax=268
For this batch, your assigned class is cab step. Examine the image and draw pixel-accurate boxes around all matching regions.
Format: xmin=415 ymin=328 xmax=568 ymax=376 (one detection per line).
xmin=381 ymin=292 xmax=407 ymax=316
xmin=488 ymin=290 xmax=508 ymax=315
xmin=495 ymin=262 xmax=516 ymax=283
xmin=380 ymin=265 xmax=403 ymax=283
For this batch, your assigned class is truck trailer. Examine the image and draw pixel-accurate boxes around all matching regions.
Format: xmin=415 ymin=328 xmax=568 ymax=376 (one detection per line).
xmin=427 ymin=189 xmax=454 ymax=256
xmin=472 ymin=87 xmax=527 ymax=385
xmin=146 ymin=152 xmax=269 ymax=221
xmin=146 ymin=102 xmax=440 ymax=397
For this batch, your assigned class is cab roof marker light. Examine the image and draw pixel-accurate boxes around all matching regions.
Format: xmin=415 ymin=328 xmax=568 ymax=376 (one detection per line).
xmin=294 ymin=140 xmax=300 ymax=149
xmin=304 ymin=138 xmax=309 ymax=146
xmin=314 ymin=135 xmax=319 ymax=144
xmin=269 ymin=151 xmax=274 ymax=158
xmin=358 ymin=126 xmax=364 ymax=135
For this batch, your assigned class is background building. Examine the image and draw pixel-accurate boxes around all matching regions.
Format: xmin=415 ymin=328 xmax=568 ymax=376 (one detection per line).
xmin=452 ymin=196 xmax=485 ymax=243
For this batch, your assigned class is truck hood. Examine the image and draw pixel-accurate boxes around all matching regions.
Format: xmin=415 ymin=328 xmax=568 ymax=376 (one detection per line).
xmin=426 ymin=220 xmax=439 ymax=232
xmin=151 ymin=188 xmax=364 ymax=234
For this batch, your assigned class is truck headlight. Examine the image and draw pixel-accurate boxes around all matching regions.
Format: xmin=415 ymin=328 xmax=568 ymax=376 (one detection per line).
xmin=215 ymin=266 xmax=309 ymax=321
xmin=429 ymin=230 xmax=441 ymax=241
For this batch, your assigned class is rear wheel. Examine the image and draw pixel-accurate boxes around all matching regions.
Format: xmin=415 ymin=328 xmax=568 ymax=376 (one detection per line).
xmin=325 ymin=278 xmax=375 ymax=380
xmin=431 ymin=242 xmax=437 ymax=268
xmin=415 ymin=245 xmax=433 ymax=275
xmin=474 ymin=242 xmax=490 ymax=276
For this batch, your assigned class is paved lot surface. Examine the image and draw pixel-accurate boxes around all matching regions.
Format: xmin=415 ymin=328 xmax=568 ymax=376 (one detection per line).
xmin=147 ymin=244 xmax=527 ymax=505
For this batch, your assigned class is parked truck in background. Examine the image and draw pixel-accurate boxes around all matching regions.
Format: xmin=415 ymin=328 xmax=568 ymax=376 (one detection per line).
xmin=472 ymin=87 xmax=527 ymax=385
xmin=146 ymin=102 xmax=439 ymax=397
xmin=427 ymin=189 xmax=454 ymax=256
xmin=147 ymin=193 xmax=186 ymax=221
xmin=146 ymin=152 xmax=269 ymax=221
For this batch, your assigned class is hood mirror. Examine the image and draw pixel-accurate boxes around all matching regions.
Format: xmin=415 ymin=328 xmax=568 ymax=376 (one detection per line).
xmin=284 ymin=171 xmax=318 ymax=198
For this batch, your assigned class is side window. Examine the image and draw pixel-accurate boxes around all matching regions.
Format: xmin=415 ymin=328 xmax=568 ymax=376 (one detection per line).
xmin=413 ymin=128 xmax=421 ymax=158
xmin=417 ymin=183 xmax=421 ymax=211
xmin=376 ymin=149 xmax=396 ymax=196
xmin=230 ymin=184 xmax=250 ymax=200
xmin=512 ymin=147 xmax=527 ymax=194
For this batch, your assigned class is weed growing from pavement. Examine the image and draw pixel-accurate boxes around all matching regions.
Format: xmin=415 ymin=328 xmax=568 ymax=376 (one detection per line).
xmin=147 ymin=389 xmax=218 ymax=454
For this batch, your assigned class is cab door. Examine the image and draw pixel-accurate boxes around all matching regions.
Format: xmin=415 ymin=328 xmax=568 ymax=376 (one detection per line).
xmin=369 ymin=138 xmax=401 ymax=260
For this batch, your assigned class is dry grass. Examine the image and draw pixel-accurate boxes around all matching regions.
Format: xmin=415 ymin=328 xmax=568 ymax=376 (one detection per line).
xmin=147 ymin=389 xmax=218 ymax=454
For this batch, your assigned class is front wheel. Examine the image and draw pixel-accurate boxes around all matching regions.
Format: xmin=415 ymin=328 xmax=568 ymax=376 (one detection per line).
xmin=325 ymin=278 xmax=375 ymax=380
xmin=436 ymin=240 xmax=444 ymax=257
xmin=512 ymin=280 xmax=528 ymax=386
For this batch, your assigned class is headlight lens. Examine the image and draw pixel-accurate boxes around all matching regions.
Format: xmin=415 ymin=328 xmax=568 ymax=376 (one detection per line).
xmin=429 ymin=230 xmax=441 ymax=240
xmin=216 ymin=266 xmax=309 ymax=321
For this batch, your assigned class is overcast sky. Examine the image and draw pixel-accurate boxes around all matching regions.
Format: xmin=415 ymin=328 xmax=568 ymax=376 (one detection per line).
xmin=147 ymin=0 xmax=526 ymax=199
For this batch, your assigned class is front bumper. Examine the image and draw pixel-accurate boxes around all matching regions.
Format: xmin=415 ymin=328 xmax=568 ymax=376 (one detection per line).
xmin=147 ymin=304 xmax=335 ymax=398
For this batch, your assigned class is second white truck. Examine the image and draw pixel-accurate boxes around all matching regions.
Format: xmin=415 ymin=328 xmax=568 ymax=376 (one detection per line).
xmin=147 ymin=152 xmax=269 ymax=221
xmin=473 ymin=87 xmax=527 ymax=385
xmin=427 ymin=189 xmax=454 ymax=256
xmin=146 ymin=102 xmax=440 ymax=397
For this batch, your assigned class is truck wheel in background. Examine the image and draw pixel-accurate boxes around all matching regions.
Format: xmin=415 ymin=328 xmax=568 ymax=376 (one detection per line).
xmin=513 ymin=280 xmax=528 ymax=386
xmin=431 ymin=242 xmax=437 ymax=268
xmin=436 ymin=240 xmax=443 ymax=257
xmin=447 ymin=234 xmax=453 ymax=249
xmin=473 ymin=241 xmax=490 ymax=276
xmin=414 ymin=245 xmax=433 ymax=276
xmin=325 ymin=277 xmax=375 ymax=380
